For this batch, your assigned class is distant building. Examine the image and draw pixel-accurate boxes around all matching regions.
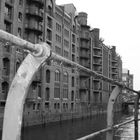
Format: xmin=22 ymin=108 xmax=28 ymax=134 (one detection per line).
xmin=0 ymin=0 xmax=123 ymax=125
xmin=122 ymin=69 xmax=134 ymax=101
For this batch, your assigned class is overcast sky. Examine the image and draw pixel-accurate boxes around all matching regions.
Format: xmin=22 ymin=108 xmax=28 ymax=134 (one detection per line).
xmin=56 ymin=0 xmax=140 ymax=90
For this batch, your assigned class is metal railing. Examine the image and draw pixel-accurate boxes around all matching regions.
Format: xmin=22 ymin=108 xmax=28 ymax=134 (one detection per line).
xmin=0 ymin=29 xmax=139 ymax=140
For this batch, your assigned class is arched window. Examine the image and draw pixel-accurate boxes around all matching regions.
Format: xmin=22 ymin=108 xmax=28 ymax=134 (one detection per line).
xmin=63 ymin=72 xmax=68 ymax=83
xmin=2 ymin=82 xmax=9 ymax=100
xmin=55 ymin=70 xmax=60 ymax=82
xmin=3 ymin=58 xmax=10 ymax=75
xmin=46 ymin=69 xmax=50 ymax=83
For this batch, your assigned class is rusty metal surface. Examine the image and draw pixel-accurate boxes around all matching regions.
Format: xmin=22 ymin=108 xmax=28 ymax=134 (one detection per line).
xmin=2 ymin=43 xmax=51 ymax=140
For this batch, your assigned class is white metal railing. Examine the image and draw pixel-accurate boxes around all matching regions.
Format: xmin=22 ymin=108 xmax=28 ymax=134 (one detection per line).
xmin=0 ymin=29 xmax=139 ymax=140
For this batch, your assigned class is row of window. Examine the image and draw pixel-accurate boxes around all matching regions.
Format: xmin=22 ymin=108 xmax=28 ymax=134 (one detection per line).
xmin=32 ymin=102 xmax=74 ymax=111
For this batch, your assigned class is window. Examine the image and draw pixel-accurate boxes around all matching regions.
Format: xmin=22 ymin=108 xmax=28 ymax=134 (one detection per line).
xmin=46 ymin=29 xmax=52 ymax=41
xmin=72 ymin=44 xmax=75 ymax=53
xmin=55 ymin=70 xmax=60 ymax=82
xmin=47 ymin=16 xmax=52 ymax=28
xmin=55 ymin=46 xmax=61 ymax=55
xmin=63 ymin=72 xmax=68 ymax=83
xmin=3 ymin=43 xmax=10 ymax=52
xmin=32 ymin=82 xmax=37 ymax=90
xmin=4 ymin=21 xmax=12 ymax=33
xmin=64 ymin=39 xmax=69 ymax=48
xmin=38 ymin=85 xmax=41 ymax=98
xmin=2 ymin=82 xmax=9 ymax=100
xmin=3 ymin=58 xmax=10 ymax=75
xmin=33 ymin=103 xmax=36 ymax=110
xmin=71 ymin=91 xmax=74 ymax=101
xmin=17 ymin=28 xmax=21 ymax=37
xmin=19 ymin=0 xmax=23 ymax=5
xmin=64 ymin=50 xmax=69 ymax=58
xmin=46 ymin=70 xmax=50 ymax=83
xmin=37 ymin=103 xmax=40 ymax=110
xmin=48 ymin=2 xmax=53 ymax=16
xmin=72 ymin=34 xmax=75 ymax=43
xmin=18 ymin=12 xmax=22 ymax=22
xmin=64 ymin=29 xmax=69 ymax=37
xmin=56 ymin=23 xmax=61 ymax=32
xmin=55 ymin=34 xmax=61 ymax=43
xmin=5 ymin=4 xmax=12 ymax=19
xmin=72 ymin=77 xmax=74 ymax=87
xmin=71 ymin=103 xmax=74 ymax=111
xmin=72 ymin=54 xmax=75 ymax=62
xmin=54 ymin=87 xmax=60 ymax=98
xmin=45 ymin=88 xmax=50 ymax=101
xmin=45 ymin=102 xmax=49 ymax=109
xmin=63 ymin=87 xmax=68 ymax=99
xmin=76 ymin=90 xmax=79 ymax=99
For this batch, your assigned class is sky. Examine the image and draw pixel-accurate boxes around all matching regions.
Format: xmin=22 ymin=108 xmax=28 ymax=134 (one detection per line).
xmin=56 ymin=0 xmax=140 ymax=90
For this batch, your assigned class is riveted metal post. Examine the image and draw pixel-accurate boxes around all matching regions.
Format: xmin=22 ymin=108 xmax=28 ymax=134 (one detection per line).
xmin=134 ymin=94 xmax=139 ymax=140
xmin=2 ymin=43 xmax=51 ymax=140
xmin=106 ymin=86 xmax=120 ymax=140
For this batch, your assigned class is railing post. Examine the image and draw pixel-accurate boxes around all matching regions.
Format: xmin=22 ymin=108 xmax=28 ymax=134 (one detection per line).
xmin=134 ymin=94 xmax=139 ymax=140
xmin=2 ymin=43 xmax=51 ymax=140
xmin=106 ymin=86 xmax=120 ymax=140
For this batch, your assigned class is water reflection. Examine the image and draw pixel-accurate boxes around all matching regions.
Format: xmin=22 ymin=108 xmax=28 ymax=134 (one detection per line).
xmin=21 ymin=115 xmax=107 ymax=140
xmin=0 ymin=112 xmax=136 ymax=140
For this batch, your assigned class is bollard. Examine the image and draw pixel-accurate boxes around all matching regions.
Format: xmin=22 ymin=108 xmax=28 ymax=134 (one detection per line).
xmin=2 ymin=43 xmax=51 ymax=140
xmin=106 ymin=86 xmax=120 ymax=140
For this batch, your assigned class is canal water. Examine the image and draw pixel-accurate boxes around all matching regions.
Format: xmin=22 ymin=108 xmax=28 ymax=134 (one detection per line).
xmin=0 ymin=112 xmax=136 ymax=140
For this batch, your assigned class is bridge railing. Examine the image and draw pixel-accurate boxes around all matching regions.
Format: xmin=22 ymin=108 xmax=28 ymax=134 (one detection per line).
xmin=0 ymin=29 xmax=139 ymax=140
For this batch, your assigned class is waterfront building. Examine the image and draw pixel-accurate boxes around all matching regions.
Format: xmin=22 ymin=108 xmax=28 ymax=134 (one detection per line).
xmin=0 ymin=0 xmax=123 ymax=126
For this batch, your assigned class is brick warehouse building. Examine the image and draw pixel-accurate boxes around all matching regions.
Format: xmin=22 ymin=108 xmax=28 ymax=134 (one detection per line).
xmin=0 ymin=0 xmax=122 ymax=126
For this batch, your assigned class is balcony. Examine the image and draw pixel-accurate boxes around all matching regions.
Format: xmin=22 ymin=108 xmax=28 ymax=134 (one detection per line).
xmin=4 ymin=13 xmax=12 ymax=22
xmin=112 ymin=69 xmax=118 ymax=74
xmin=112 ymin=75 xmax=118 ymax=80
xmin=112 ymin=63 xmax=118 ymax=68
xmin=25 ymin=23 xmax=43 ymax=35
xmin=93 ymin=51 xmax=102 ymax=57
xmin=93 ymin=46 xmax=102 ymax=50
xmin=80 ymin=45 xmax=89 ymax=50
xmin=93 ymin=59 xmax=102 ymax=65
xmin=27 ymin=0 xmax=44 ymax=7
xmin=80 ymin=52 xmax=89 ymax=59
xmin=80 ymin=34 xmax=90 ymax=41
xmin=26 ymin=8 xmax=43 ymax=21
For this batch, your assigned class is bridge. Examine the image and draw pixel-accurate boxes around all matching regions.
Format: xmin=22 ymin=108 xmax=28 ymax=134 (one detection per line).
xmin=0 ymin=29 xmax=140 ymax=140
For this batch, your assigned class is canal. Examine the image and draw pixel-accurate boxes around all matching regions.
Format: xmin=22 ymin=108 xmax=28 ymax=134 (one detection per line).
xmin=0 ymin=112 xmax=136 ymax=140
